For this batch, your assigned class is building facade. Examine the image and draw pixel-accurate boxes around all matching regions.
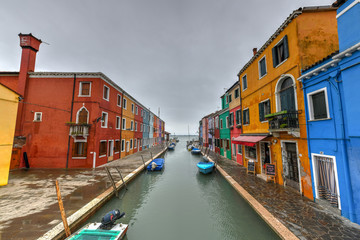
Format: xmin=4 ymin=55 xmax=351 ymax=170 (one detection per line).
xmin=299 ymin=0 xmax=360 ymax=224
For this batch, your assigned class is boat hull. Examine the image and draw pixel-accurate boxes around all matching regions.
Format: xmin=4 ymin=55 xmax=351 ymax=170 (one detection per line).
xmin=147 ymin=158 xmax=165 ymax=171
xmin=191 ymin=148 xmax=201 ymax=154
xmin=197 ymin=162 xmax=215 ymax=174
xmin=66 ymin=222 xmax=128 ymax=240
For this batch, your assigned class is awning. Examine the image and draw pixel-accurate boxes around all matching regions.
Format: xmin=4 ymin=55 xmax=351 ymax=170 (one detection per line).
xmin=232 ymin=135 xmax=268 ymax=147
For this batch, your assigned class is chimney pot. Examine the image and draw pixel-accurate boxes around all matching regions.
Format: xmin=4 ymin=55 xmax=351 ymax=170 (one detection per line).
xmin=253 ymin=48 xmax=257 ymax=56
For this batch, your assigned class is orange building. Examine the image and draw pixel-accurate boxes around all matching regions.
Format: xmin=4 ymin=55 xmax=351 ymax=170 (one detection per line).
xmin=235 ymin=6 xmax=339 ymax=199
xmin=120 ymin=95 xmax=136 ymax=157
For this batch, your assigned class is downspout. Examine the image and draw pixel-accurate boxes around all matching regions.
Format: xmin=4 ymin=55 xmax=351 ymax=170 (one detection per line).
xmin=119 ymin=91 xmax=124 ymax=158
xmin=66 ymin=74 xmax=76 ymax=169
xmin=329 ymin=71 xmax=355 ymax=221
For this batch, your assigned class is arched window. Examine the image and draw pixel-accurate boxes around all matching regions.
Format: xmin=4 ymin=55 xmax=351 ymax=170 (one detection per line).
xmin=77 ymin=107 xmax=89 ymax=124
xmin=276 ymin=76 xmax=296 ymax=112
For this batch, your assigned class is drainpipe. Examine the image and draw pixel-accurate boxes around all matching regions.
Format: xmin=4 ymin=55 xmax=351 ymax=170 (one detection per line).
xmin=66 ymin=74 xmax=76 ymax=169
xmin=329 ymin=71 xmax=355 ymax=222
xmin=91 ymin=152 xmax=96 ymax=169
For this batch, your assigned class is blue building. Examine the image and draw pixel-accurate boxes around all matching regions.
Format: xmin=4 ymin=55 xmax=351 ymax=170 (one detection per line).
xmin=299 ymin=0 xmax=360 ymax=224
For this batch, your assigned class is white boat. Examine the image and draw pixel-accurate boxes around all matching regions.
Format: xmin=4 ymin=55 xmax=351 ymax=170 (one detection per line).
xmin=66 ymin=209 xmax=128 ymax=240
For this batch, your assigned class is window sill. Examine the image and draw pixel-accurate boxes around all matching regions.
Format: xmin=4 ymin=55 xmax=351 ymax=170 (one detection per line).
xmin=103 ymin=98 xmax=110 ymax=102
xmin=99 ymin=155 xmax=106 ymax=158
xmin=101 ymin=126 xmax=108 ymax=128
xmin=259 ymin=73 xmax=267 ymax=80
xmin=260 ymin=120 xmax=269 ymax=123
xmin=274 ymin=58 xmax=288 ymax=68
xmin=236 ymin=124 xmax=242 ymax=128
xmin=72 ymin=157 xmax=87 ymax=159
xmin=308 ymin=118 xmax=332 ymax=122
xmin=242 ymin=88 xmax=248 ymax=92
xmin=33 ymin=120 xmax=42 ymax=122
xmin=78 ymin=95 xmax=91 ymax=97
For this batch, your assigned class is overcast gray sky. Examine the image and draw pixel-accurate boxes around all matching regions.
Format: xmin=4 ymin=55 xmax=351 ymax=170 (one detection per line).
xmin=0 ymin=0 xmax=333 ymax=135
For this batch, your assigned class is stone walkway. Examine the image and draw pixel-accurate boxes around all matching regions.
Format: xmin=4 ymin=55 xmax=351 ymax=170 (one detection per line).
xmin=204 ymin=149 xmax=360 ymax=240
xmin=0 ymin=145 xmax=165 ymax=240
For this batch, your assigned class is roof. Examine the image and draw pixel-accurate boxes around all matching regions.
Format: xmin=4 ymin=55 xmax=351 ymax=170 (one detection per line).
xmin=302 ymin=50 xmax=339 ymax=72
xmin=225 ymin=81 xmax=240 ymax=94
xmin=0 ymin=82 xmax=21 ymax=96
xmin=28 ymin=71 xmax=164 ymax=122
xmin=237 ymin=5 xmax=337 ymax=77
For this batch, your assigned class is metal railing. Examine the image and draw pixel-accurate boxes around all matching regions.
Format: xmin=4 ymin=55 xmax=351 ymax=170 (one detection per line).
xmin=267 ymin=111 xmax=299 ymax=130
xmin=67 ymin=123 xmax=91 ymax=137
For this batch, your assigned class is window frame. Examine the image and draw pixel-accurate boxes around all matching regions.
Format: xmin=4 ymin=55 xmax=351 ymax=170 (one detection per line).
xmin=99 ymin=140 xmax=107 ymax=157
xmin=116 ymin=116 xmax=121 ymax=129
xmin=259 ymin=99 xmax=271 ymax=123
xmin=242 ymin=74 xmax=248 ymax=91
xmin=114 ymin=139 xmax=120 ymax=153
xmin=245 ymin=145 xmax=257 ymax=161
xmin=136 ymin=106 xmax=138 ymax=115
xmin=33 ymin=112 xmax=42 ymax=122
xmin=258 ymin=55 xmax=267 ymax=79
xmin=79 ymin=82 xmax=91 ymax=97
xmin=117 ymin=94 xmax=122 ymax=107
xmin=123 ymin=98 xmax=127 ymax=109
xmin=131 ymin=104 xmax=134 ymax=113
xmin=272 ymin=35 xmax=289 ymax=68
xmin=121 ymin=139 xmax=125 ymax=152
xmin=234 ymin=88 xmax=240 ymax=99
xmin=237 ymin=145 xmax=242 ymax=155
xmin=307 ymin=87 xmax=330 ymax=121
xmin=236 ymin=109 xmax=241 ymax=126
xmin=122 ymin=118 xmax=126 ymax=130
xmin=101 ymin=112 xmax=108 ymax=128
xmin=131 ymin=120 xmax=134 ymax=131
xmin=103 ymin=85 xmax=110 ymax=101
xmin=72 ymin=142 xmax=87 ymax=158
xmin=243 ymin=108 xmax=250 ymax=125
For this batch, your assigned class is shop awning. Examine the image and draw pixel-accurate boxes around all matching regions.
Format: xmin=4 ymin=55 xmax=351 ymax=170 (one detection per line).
xmin=232 ymin=135 xmax=268 ymax=147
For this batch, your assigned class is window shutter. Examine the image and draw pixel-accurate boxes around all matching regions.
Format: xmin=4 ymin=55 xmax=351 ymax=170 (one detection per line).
xmin=72 ymin=142 xmax=76 ymax=157
xmin=283 ymin=35 xmax=289 ymax=59
xmin=83 ymin=143 xmax=87 ymax=157
xmin=267 ymin=100 xmax=271 ymax=115
xmin=272 ymin=47 xmax=277 ymax=67
xmin=259 ymin=102 xmax=264 ymax=122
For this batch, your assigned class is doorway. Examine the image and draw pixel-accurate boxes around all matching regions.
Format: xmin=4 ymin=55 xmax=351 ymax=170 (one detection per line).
xmin=282 ymin=142 xmax=300 ymax=190
xmin=260 ymin=142 xmax=271 ymax=176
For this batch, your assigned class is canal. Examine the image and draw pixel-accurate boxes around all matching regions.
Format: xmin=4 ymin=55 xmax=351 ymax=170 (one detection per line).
xmin=87 ymin=137 xmax=280 ymax=240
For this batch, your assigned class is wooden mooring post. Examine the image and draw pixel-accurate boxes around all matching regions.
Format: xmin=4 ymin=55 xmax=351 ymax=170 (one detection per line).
xmin=141 ymin=155 xmax=146 ymax=168
xmin=55 ymin=180 xmax=71 ymax=237
xmin=150 ymin=151 xmax=153 ymax=160
xmin=115 ymin=167 xmax=128 ymax=190
xmin=105 ymin=167 xmax=118 ymax=197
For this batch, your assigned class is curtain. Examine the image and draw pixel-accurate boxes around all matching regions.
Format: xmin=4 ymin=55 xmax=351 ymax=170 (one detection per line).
xmin=316 ymin=156 xmax=338 ymax=208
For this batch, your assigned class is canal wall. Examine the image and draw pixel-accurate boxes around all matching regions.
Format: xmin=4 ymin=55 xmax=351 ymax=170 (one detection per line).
xmin=38 ymin=147 xmax=167 ymax=240
xmin=203 ymin=151 xmax=299 ymax=240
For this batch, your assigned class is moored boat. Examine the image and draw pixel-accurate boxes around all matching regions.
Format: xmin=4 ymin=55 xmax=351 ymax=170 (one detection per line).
xmin=197 ymin=161 xmax=215 ymax=174
xmin=191 ymin=147 xmax=201 ymax=154
xmin=147 ymin=158 xmax=165 ymax=171
xmin=168 ymin=145 xmax=175 ymax=150
xmin=66 ymin=209 xmax=128 ymax=240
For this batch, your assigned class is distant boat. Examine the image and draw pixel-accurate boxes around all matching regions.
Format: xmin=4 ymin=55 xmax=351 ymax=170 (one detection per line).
xmin=191 ymin=147 xmax=201 ymax=154
xmin=147 ymin=158 xmax=165 ymax=171
xmin=168 ymin=145 xmax=175 ymax=150
xmin=66 ymin=209 xmax=128 ymax=240
xmin=197 ymin=161 xmax=215 ymax=174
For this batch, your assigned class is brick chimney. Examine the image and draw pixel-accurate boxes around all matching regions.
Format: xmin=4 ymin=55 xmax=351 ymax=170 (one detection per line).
xmin=18 ymin=33 xmax=42 ymax=96
xmin=253 ymin=48 xmax=257 ymax=56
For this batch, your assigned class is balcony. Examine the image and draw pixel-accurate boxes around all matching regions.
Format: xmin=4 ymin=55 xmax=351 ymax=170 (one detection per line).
xmin=265 ymin=111 xmax=300 ymax=137
xmin=66 ymin=123 xmax=91 ymax=139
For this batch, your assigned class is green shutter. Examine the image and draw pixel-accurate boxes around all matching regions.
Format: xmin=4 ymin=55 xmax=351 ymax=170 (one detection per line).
xmin=272 ymin=47 xmax=277 ymax=67
xmin=259 ymin=102 xmax=264 ymax=122
xmin=283 ymin=35 xmax=289 ymax=59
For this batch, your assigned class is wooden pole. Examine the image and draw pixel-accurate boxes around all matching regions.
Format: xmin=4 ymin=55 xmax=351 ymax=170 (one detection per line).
xmin=150 ymin=151 xmax=153 ymax=160
xmin=105 ymin=167 xmax=118 ymax=197
xmin=141 ymin=155 xmax=146 ymax=168
xmin=55 ymin=180 xmax=71 ymax=237
xmin=115 ymin=167 xmax=128 ymax=190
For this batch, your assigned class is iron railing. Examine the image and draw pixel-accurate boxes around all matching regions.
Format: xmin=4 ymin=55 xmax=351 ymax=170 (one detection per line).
xmin=266 ymin=111 xmax=299 ymax=130
xmin=67 ymin=123 xmax=91 ymax=137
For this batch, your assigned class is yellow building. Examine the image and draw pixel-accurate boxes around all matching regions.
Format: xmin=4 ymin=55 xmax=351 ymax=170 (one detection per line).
xmin=236 ymin=6 xmax=339 ymax=199
xmin=0 ymin=83 xmax=20 ymax=186
xmin=120 ymin=93 xmax=135 ymax=157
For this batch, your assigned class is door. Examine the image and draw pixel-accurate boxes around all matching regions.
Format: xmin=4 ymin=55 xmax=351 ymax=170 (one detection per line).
xmin=108 ymin=140 xmax=114 ymax=161
xmin=260 ymin=142 xmax=271 ymax=175
xmin=283 ymin=142 xmax=299 ymax=190
xmin=126 ymin=141 xmax=130 ymax=152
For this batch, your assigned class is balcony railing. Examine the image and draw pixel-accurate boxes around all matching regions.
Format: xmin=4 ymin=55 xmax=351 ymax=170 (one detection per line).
xmin=265 ymin=110 xmax=300 ymax=131
xmin=66 ymin=123 xmax=91 ymax=137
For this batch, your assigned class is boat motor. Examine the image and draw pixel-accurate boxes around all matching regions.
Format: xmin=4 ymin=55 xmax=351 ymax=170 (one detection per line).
xmin=99 ymin=209 xmax=125 ymax=230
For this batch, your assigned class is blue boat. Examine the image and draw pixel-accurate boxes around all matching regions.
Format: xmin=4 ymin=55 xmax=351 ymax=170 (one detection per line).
xmin=147 ymin=158 xmax=165 ymax=171
xmin=168 ymin=145 xmax=175 ymax=150
xmin=197 ymin=162 xmax=215 ymax=174
xmin=191 ymin=147 xmax=201 ymax=154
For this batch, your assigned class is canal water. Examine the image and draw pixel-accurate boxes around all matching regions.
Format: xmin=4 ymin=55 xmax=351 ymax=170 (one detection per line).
xmin=87 ymin=137 xmax=280 ymax=240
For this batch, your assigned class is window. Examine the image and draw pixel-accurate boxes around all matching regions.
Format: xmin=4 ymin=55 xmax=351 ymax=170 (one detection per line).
xmin=242 ymin=75 xmax=247 ymax=91
xmin=114 ymin=140 xmax=120 ymax=153
xmin=34 ymin=112 xmax=42 ymax=122
xmin=215 ymin=117 xmax=219 ymax=128
xmin=117 ymin=94 xmax=121 ymax=107
xmin=131 ymin=104 xmax=134 ymax=113
xmin=228 ymin=94 xmax=232 ymax=103
xmin=103 ymin=85 xmax=109 ymax=101
xmin=226 ymin=116 xmax=229 ymax=128
xmin=101 ymin=112 xmax=108 ymax=128
xmin=259 ymin=100 xmax=271 ymax=122
xmin=134 ymin=139 xmax=137 ymax=149
xmin=307 ymin=88 xmax=329 ymax=120
xmin=243 ymin=109 xmax=250 ymax=125
xmin=238 ymin=145 xmax=242 ymax=154
xmin=116 ymin=116 xmax=121 ymax=129
xmin=99 ymin=141 xmax=107 ymax=157
xmin=130 ymin=139 xmax=133 ymax=149
xmin=77 ymin=107 xmax=88 ymax=124
xmin=272 ymin=35 xmax=289 ymax=67
xmin=130 ymin=121 xmax=134 ymax=131
xmin=123 ymin=98 xmax=127 ymax=109
xmin=245 ymin=146 xmax=257 ymax=160
xmin=141 ymin=124 xmax=143 ymax=132
xmin=141 ymin=110 xmax=143 ymax=117
xmin=236 ymin=109 xmax=241 ymax=125
xmin=229 ymin=113 xmax=234 ymax=127
xmin=72 ymin=142 xmax=87 ymax=158
xmin=136 ymin=106 xmax=138 ymax=115
xmin=235 ymin=88 xmax=239 ymax=99
xmin=259 ymin=56 xmax=267 ymax=78
xmin=121 ymin=139 xmax=125 ymax=152
xmin=79 ymin=82 xmax=91 ymax=96
xmin=220 ymin=119 xmax=223 ymax=129
xmin=135 ymin=122 xmax=138 ymax=131
xmin=122 ymin=118 xmax=126 ymax=130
